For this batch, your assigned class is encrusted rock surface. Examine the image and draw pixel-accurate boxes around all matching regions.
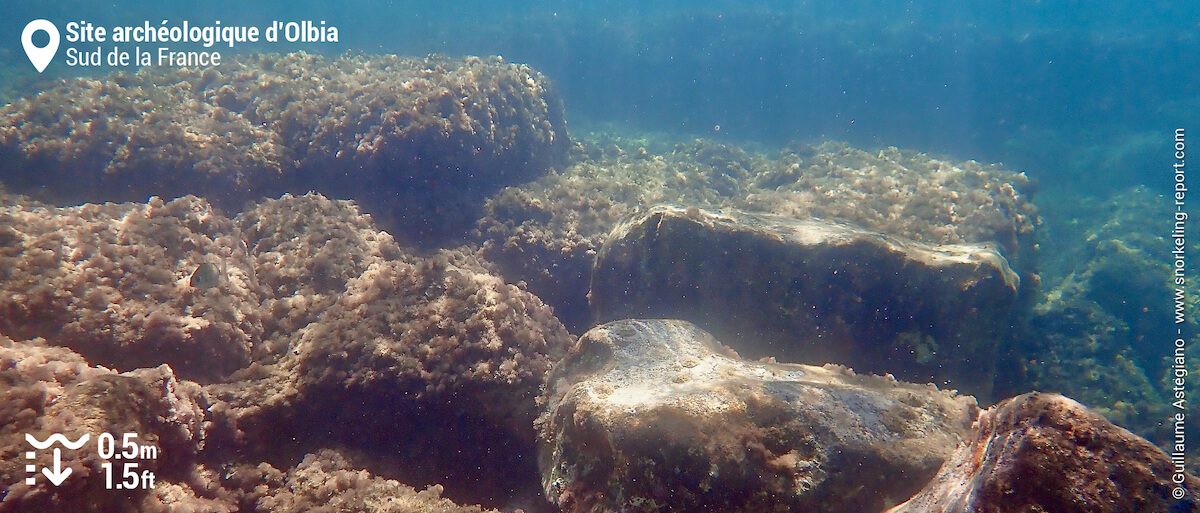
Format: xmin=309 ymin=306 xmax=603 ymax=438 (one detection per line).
xmin=250 ymin=449 xmax=505 ymax=513
xmin=213 ymin=194 xmax=574 ymax=506
xmin=0 ymin=334 xmax=519 ymax=513
xmin=0 ymin=336 xmax=209 ymax=512
xmin=476 ymin=138 xmax=1038 ymax=333
xmin=0 ymin=52 xmax=570 ymax=246
xmin=590 ymin=205 xmax=1019 ymax=398
xmin=0 ymin=338 xmax=515 ymax=513
xmin=210 ymin=248 xmax=575 ymax=498
xmin=0 ymin=195 xmax=263 ymax=382
xmin=1019 ymin=186 xmax=1195 ymax=445
xmin=236 ymin=192 xmax=407 ymax=359
xmin=536 ymin=319 xmax=978 ymax=513
xmin=887 ymin=392 xmax=1200 ymax=513
xmin=0 ymin=190 xmax=576 ymax=510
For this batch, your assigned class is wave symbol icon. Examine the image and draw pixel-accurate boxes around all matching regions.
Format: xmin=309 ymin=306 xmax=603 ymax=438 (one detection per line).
xmin=26 ymin=433 xmax=90 ymax=450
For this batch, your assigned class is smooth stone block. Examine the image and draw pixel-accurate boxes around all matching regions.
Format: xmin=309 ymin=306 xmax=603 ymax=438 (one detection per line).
xmin=537 ymin=319 xmax=978 ymax=513
xmin=589 ymin=205 xmax=1020 ymax=398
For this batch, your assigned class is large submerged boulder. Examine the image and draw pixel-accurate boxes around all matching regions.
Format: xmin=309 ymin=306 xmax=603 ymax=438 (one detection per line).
xmin=537 ymin=319 xmax=979 ymax=513
xmin=205 ymin=194 xmax=576 ymax=506
xmin=0 ymin=52 xmax=570 ymax=246
xmin=0 ymin=190 xmax=576 ymax=509
xmin=888 ymin=392 xmax=1200 ymax=513
xmin=0 ymin=334 xmax=529 ymax=512
xmin=475 ymin=139 xmax=1039 ymax=334
xmin=589 ymin=205 xmax=1020 ymax=399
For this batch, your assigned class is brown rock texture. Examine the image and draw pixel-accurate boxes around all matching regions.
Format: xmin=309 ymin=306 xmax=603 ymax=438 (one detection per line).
xmin=0 ymin=336 xmax=209 ymax=513
xmin=0 ymin=52 xmax=570 ymax=246
xmin=137 ymin=450 xmax=514 ymax=513
xmin=0 ymin=334 xmax=528 ymax=512
xmin=475 ymin=138 xmax=1038 ymax=333
xmin=589 ymin=205 xmax=1019 ymax=399
xmin=0 ymin=195 xmax=263 ymax=382
xmin=236 ymin=192 xmax=406 ymax=358
xmin=207 ymin=247 xmax=574 ymax=505
xmin=0 ymin=338 xmax=520 ymax=513
xmin=537 ymin=319 xmax=979 ymax=513
xmin=0 ymin=190 xmax=576 ymax=510
xmin=251 ymin=449 xmax=505 ymax=513
xmin=218 ymin=193 xmax=574 ymax=505
xmin=887 ymin=392 xmax=1200 ymax=513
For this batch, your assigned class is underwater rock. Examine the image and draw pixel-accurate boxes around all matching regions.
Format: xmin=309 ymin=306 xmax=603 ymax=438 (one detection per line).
xmin=1021 ymin=187 xmax=1186 ymax=444
xmin=590 ymin=205 xmax=1019 ymax=399
xmin=207 ymin=242 xmax=574 ymax=507
xmin=0 ymin=336 xmax=210 ymax=512
xmin=887 ymin=392 xmax=1200 ymax=513
xmin=0 ymin=189 xmax=577 ymax=510
xmin=0 ymin=194 xmax=263 ymax=383
xmin=251 ymin=449 xmax=507 ymax=513
xmin=0 ymin=334 xmax=508 ymax=512
xmin=0 ymin=52 xmax=570 ymax=247
xmin=143 ymin=449 xmax=514 ymax=513
xmin=475 ymin=137 xmax=1038 ymax=334
xmin=537 ymin=319 xmax=978 ymax=513
xmin=235 ymin=192 xmax=406 ymax=358
xmin=746 ymin=143 xmax=1039 ymax=277
xmin=286 ymin=250 xmax=572 ymax=440
xmin=0 ymin=188 xmax=572 ymax=508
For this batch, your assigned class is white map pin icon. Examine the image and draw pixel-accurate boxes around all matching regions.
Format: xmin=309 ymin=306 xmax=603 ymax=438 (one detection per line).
xmin=22 ymin=20 xmax=60 ymax=73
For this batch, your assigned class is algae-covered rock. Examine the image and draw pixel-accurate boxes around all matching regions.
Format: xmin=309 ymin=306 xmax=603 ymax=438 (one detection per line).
xmin=204 ymin=194 xmax=575 ymax=506
xmin=476 ymin=138 xmax=1039 ymax=333
xmin=590 ymin=205 xmax=1019 ymax=398
xmin=0 ymin=337 xmax=209 ymax=512
xmin=888 ymin=392 xmax=1200 ymax=513
xmin=253 ymin=449 xmax=507 ymax=513
xmin=0 ymin=333 xmax=513 ymax=513
xmin=0 ymin=195 xmax=263 ymax=383
xmin=537 ymin=319 xmax=978 ymax=513
xmin=0 ymin=52 xmax=569 ymax=246
xmin=1021 ymin=187 xmax=1194 ymax=444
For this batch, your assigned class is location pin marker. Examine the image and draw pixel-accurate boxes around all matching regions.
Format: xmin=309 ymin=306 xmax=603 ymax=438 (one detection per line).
xmin=22 ymin=19 xmax=60 ymax=73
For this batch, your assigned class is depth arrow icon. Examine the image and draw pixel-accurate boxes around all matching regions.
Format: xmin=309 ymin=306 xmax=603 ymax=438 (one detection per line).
xmin=42 ymin=448 xmax=71 ymax=486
